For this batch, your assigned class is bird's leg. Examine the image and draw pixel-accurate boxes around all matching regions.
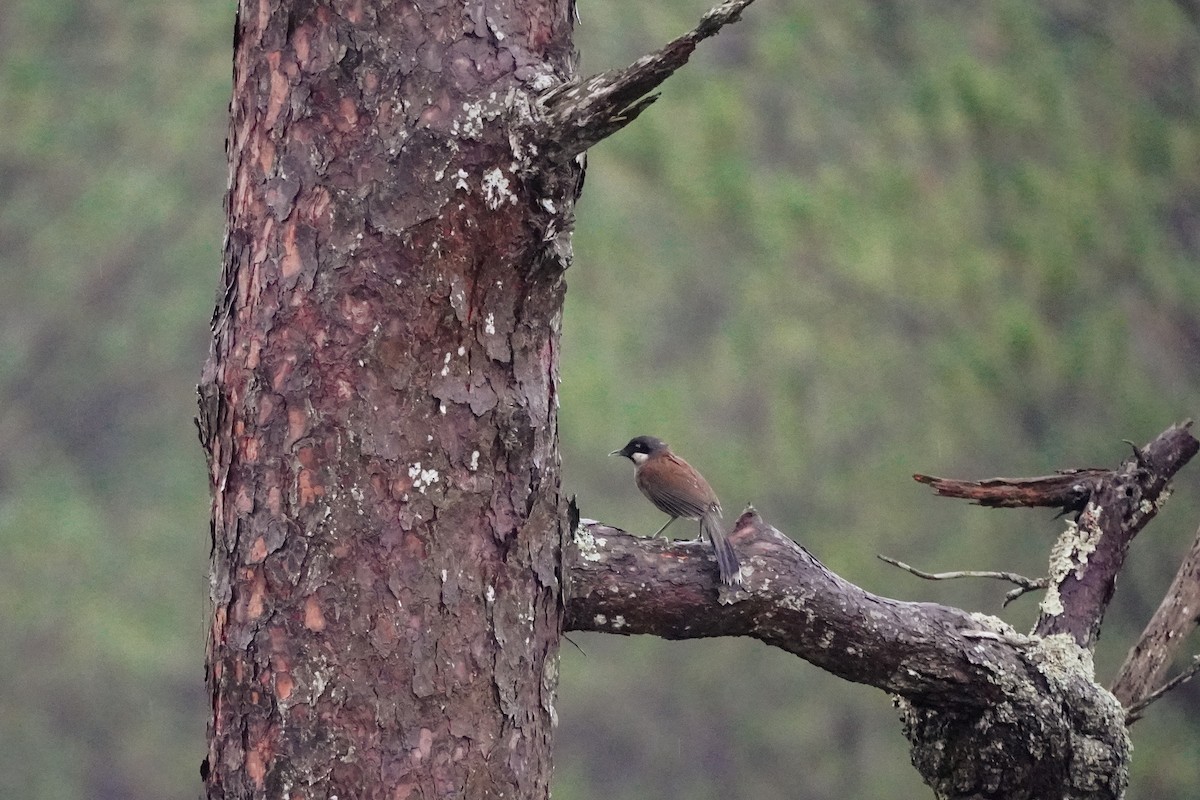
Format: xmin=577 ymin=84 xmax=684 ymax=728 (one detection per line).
xmin=693 ymin=513 xmax=717 ymax=543
xmin=652 ymin=517 xmax=677 ymax=539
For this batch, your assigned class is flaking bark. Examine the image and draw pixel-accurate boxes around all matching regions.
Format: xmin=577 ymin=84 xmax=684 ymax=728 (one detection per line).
xmin=537 ymin=0 xmax=758 ymax=163
xmin=196 ymin=0 xmax=1198 ymax=796
xmin=198 ymin=1 xmax=581 ymax=797
xmin=1032 ymin=423 xmax=1197 ymax=648
xmin=198 ymin=0 xmax=764 ymax=796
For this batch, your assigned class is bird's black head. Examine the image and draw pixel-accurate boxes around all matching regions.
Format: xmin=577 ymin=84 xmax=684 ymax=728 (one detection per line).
xmin=609 ymin=435 xmax=669 ymax=464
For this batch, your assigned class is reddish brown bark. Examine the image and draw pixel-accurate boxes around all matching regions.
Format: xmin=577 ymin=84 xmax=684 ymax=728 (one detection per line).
xmin=913 ymin=469 xmax=1111 ymax=511
xmin=198 ymin=1 xmax=579 ymax=798
xmin=192 ymin=0 xmax=1194 ymax=797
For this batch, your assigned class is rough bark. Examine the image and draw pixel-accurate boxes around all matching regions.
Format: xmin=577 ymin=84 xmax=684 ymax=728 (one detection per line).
xmin=1111 ymin=523 xmax=1200 ymax=710
xmin=197 ymin=1 xmax=580 ymax=797
xmin=566 ymin=423 xmax=1198 ymax=799
xmin=916 ymin=424 xmax=1199 ymax=650
xmin=568 ymin=512 xmax=1130 ymax=800
xmin=1031 ymin=423 xmax=1197 ymax=648
xmin=569 ymin=512 xmax=1026 ymax=705
xmin=537 ymin=0 xmax=757 ymax=163
xmin=194 ymin=0 xmax=1196 ymax=796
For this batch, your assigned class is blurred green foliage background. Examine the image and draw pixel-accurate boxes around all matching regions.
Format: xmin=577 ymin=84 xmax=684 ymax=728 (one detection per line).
xmin=1 ymin=0 xmax=1197 ymax=798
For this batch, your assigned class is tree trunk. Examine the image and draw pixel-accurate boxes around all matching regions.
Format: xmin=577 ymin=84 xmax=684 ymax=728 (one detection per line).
xmin=197 ymin=1 xmax=1196 ymax=798
xmin=197 ymin=1 xmax=579 ymax=797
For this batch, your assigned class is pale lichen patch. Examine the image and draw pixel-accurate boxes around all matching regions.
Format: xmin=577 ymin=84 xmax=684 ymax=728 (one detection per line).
xmin=408 ymin=462 xmax=440 ymax=492
xmin=1032 ymin=632 xmax=1096 ymax=683
xmin=528 ymin=70 xmax=556 ymax=92
xmin=1040 ymin=504 xmax=1104 ymax=617
xmin=453 ymin=101 xmax=486 ymax=139
xmin=964 ymin=612 xmax=1024 ymax=641
xmin=482 ymin=167 xmax=516 ymax=209
xmin=573 ymin=524 xmax=605 ymax=562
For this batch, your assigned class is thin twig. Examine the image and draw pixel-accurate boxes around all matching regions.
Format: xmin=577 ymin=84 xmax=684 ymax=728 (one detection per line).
xmin=1125 ymin=655 xmax=1200 ymax=724
xmin=1000 ymin=584 xmax=1046 ymax=607
xmin=878 ymin=554 xmax=1047 ymax=606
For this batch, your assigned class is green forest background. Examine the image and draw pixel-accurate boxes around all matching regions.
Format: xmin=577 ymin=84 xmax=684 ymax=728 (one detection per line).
xmin=2 ymin=0 xmax=1198 ymax=797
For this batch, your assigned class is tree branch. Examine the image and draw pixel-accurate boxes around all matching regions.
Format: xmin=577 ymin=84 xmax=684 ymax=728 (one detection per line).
xmin=913 ymin=469 xmax=1110 ymax=512
xmin=537 ymin=0 xmax=757 ymax=162
xmin=564 ymin=509 xmax=1133 ymax=798
xmin=1032 ymin=422 xmax=1197 ymax=648
xmin=1110 ymin=521 xmax=1200 ymax=708
xmin=1123 ymin=655 xmax=1200 ymax=724
xmin=568 ymin=508 xmax=1035 ymax=708
xmin=563 ymin=423 xmax=1199 ymax=798
xmin=917 ymin=422 xmax=1197 ymax=650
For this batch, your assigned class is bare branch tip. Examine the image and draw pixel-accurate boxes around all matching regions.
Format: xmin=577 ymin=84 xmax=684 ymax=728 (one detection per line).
xmin=695 ymin=0 xmax=757 ymax=38
xmin=1120 ymin=438 xmax=1148 ymax=467
xmin=1002 ymin=583 xmax=1044 ymax=607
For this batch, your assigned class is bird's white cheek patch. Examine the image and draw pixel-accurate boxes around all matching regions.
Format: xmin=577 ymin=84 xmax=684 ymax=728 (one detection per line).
xmin=631 ymin=452 xmax=649 ymax=465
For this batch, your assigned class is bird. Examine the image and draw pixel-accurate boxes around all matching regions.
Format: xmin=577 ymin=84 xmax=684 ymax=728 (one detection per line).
xmin=609 ymin=435 xmax=742 ymax=586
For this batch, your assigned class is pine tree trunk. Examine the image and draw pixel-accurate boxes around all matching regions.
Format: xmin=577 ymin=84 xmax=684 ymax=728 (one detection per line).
xmin=197 ymin=2 xmax=579 ymax=797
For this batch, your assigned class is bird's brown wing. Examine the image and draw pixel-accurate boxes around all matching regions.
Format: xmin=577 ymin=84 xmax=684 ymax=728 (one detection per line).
xmin=635 ymin=452 xmax=722 ymax=519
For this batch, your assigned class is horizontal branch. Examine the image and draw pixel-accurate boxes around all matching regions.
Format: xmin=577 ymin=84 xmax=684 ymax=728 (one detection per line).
xmin=913 ymin=469 xmax=1111 ymax=512
xmin=537 ymin=0 xmax=757 ymax=162
xmin=565 ymin=508 xmax=1034 ymax=708
xmin=564 ymin=423 xmax=1197 ymax=713
xmin=558 ymin=420 xmax=1198 ymax=797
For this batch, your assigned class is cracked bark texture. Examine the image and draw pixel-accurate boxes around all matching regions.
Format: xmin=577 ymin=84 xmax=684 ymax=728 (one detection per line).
xmin=197 ymin=1 xmax=579 ymax=797
xmin=567 ymin=513 xmax=1130 ymax=800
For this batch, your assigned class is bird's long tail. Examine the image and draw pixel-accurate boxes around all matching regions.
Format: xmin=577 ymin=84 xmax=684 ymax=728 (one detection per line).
xmin=701 ymin=512 xmax=742 ymax=586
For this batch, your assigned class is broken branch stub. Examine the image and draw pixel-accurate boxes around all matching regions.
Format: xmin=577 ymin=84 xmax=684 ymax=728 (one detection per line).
xmin=537 ymin=0 xmax=758 ymax=163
